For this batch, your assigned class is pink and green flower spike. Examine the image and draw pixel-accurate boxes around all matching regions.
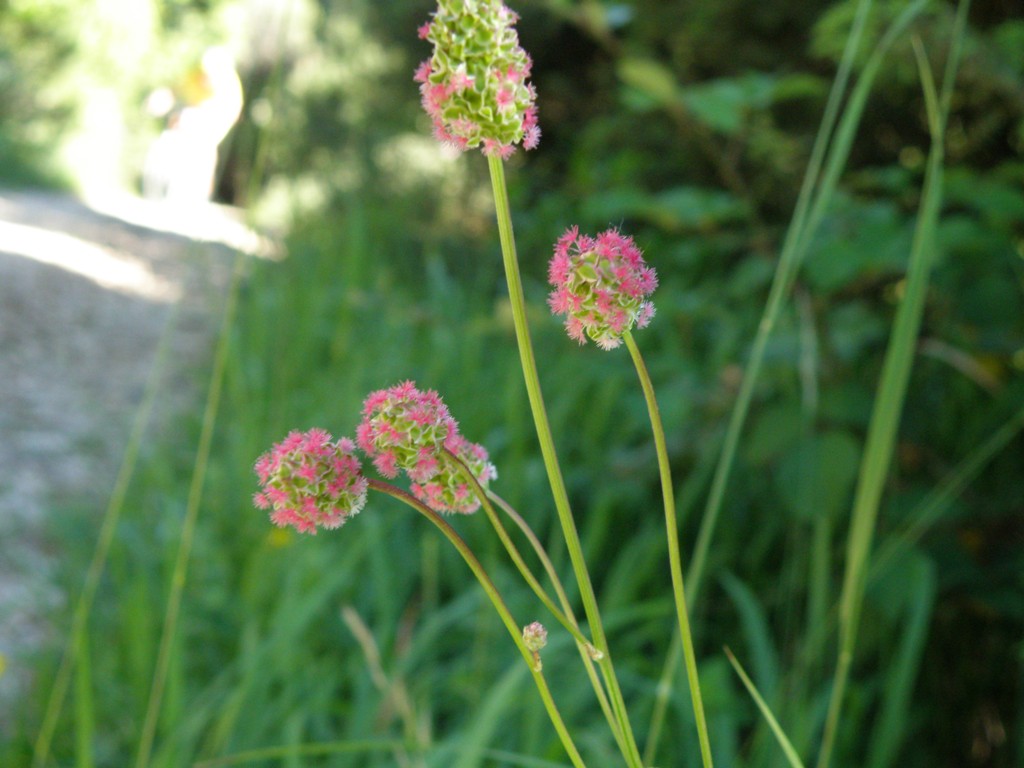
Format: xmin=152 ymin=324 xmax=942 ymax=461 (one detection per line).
xmin=547 ymin=226 xmax=658 ymax=350
xmin=356 ymin=381 xmax=497 ymax=514
xmin=253 ymin=429 xmax=368 ymax=534
xmin=415 ymin=0 xmax=539 ymax=158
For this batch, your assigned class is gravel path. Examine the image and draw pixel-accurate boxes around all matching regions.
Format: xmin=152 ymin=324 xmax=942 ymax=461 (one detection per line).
xmin=0 ymin=188 xmax=271 ymax=718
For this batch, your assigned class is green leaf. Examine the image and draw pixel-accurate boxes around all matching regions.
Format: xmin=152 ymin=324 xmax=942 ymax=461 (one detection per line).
xmin=680 ymin=73 xmax=783 ymax=135
xmin=826 ymin=303 xmax=889 ymax=364
xmin=617 ymin=57 xmax=680 ymax=108
xmin=744 ymin=402 xmax=805 ymax=465
xmin=943 ymin=168 xmax=1024 ymax=229
xmin=721 ymin=572 xmax=780 ymax=699
xmin=652 ymin=186 xmax=751 ymax=228
xmin=776 ymin=430 xmax=862 ymax=521
xmin=805 ymin=198 xmax=914 ymax=291
xmin=580 ymin=185 xmax=748 ymax=231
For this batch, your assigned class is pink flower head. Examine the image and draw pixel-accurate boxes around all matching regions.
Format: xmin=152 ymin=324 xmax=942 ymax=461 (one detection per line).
xmin=357 ymin=381 xmax=497 ymax=514
xmin=254 ymin=429 xmax=368 ymax=535
xmin=415 ymin=0 xmax=539 ymax=157
xmin=547 ymin=227 xmax=658 ymax=350
xmin=411 ymin=433 xmax=498 ymax=515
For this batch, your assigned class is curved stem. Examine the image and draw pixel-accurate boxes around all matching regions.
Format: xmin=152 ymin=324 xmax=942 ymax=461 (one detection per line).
xmin=443 ymin=450 xmax=594 ymax=650
xmin=369 ymin=480 xmax=587 ymax=768
xmin=485 ymin=490 xmax=624 ymax=752
xmin=445 ymin=416 xmax=628 ymax=758
xmin=625 ymin=332 xmax=713 ymax=768
xmin=487 ymin=155 xmax=642 ymax=768
xmin=484 ymin=490 xmax=598 ymax=652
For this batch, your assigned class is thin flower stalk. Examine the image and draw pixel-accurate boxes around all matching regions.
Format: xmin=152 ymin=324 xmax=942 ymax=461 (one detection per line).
xmin=416 ymin=6 xmax=641 ymax=763
xmin=369 ymin=479 xmax=587 ymax=768
xmin=486 ymin=489 xmax=626 ymax=756
xmin=542 ymin=226 xmax=694 ymax=766
xmin=624 ymin=330 xmax=713 ymax=768
xmin=447 ymin=450 xmax=629 ymax=758
xmin=443 ymin=449 xmax=595 ymax=650
xmin=488 ymin=154 xmax=644 ymax=768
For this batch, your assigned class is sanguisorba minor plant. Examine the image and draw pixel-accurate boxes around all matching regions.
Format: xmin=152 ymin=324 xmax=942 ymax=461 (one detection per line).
xmin=252 ymin=0 xmax=970 ymax=766
xmin=252 ymin=2 xmax=712 ymax=765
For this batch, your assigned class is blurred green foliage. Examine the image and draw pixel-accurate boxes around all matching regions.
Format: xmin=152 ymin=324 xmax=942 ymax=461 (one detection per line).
xmin=0 ymin=0 xmax=246 ymax=190
xmin=4 ymin=0 xmax=1023 ymax=766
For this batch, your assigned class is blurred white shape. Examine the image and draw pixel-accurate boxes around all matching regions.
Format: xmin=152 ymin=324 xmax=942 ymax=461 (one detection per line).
xmin=143 ymin=46 xmax=244 ymax=204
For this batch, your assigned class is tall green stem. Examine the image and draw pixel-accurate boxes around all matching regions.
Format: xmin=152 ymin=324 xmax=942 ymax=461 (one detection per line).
xmin=625 ymin=332 xmax=713 ymax=767
xmin=487 ymin=155 xmax=642 ymax=768
xmin=369 ymin=480 xmax=587 ymax=768
xmin=816 ymin=5 xmax=968 ymax=766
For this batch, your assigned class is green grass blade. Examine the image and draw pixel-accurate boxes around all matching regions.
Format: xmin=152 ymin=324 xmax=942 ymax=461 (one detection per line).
xmin=73 ymin=631 xmax=94 ymax=768
xmin=480 ymin=749 xmax=573 ymax=768
xmin=686 ymin=0 xmax=929 ymax=619
xmin=870 ymin=402 xmax=1024 ymax=580
xmin=454 ymin=665 xmax=528 ymax=768
xmin=192 ymin=739 xmax=404 ymax=767
xmin=136 ymin=254 xmax=246 ymax=768
xmin=719 ymin=572 xmax=780 ymax=702
xmin=816 ymin=4 xmax=971 ymax=766
xmin=724 ymin=648 xmax=806 ymax=768
xmin=33 ymin=299 xmax=179 ymax=768
xmin=866 ymin=555 xmax=937 ymax=768
xmin=685 ymin=0 xmax=887 ymax=611
xmin=645 ymin=3 xmax=923 ymax=761
xmin=790 ymin=0 xmax=930 ymax=262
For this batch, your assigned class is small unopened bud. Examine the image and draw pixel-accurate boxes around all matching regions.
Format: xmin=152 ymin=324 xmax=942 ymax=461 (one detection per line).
xmin=523 ymin=621 xmax=548 ymax=651
xmin=523 ymin=621 xmax=547 ymax=671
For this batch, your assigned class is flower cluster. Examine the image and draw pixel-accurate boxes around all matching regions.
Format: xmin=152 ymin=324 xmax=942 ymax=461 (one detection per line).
xmin=547 ymin=226 xmax=658 ymax=350
xmin=253 ymin=429 xmax=368 ymax=535
xmin=356 ymin=381 xmax=497 ymax=514
xmin=415 ymin=0 xmax=539 ymax=158
xmin=356 ymin=381 xmax=457 ymax=480
xmin=255 ymin=384 xmax=498 ymax=532
xmin=412 ymin=432 xmax=498 ymax=515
